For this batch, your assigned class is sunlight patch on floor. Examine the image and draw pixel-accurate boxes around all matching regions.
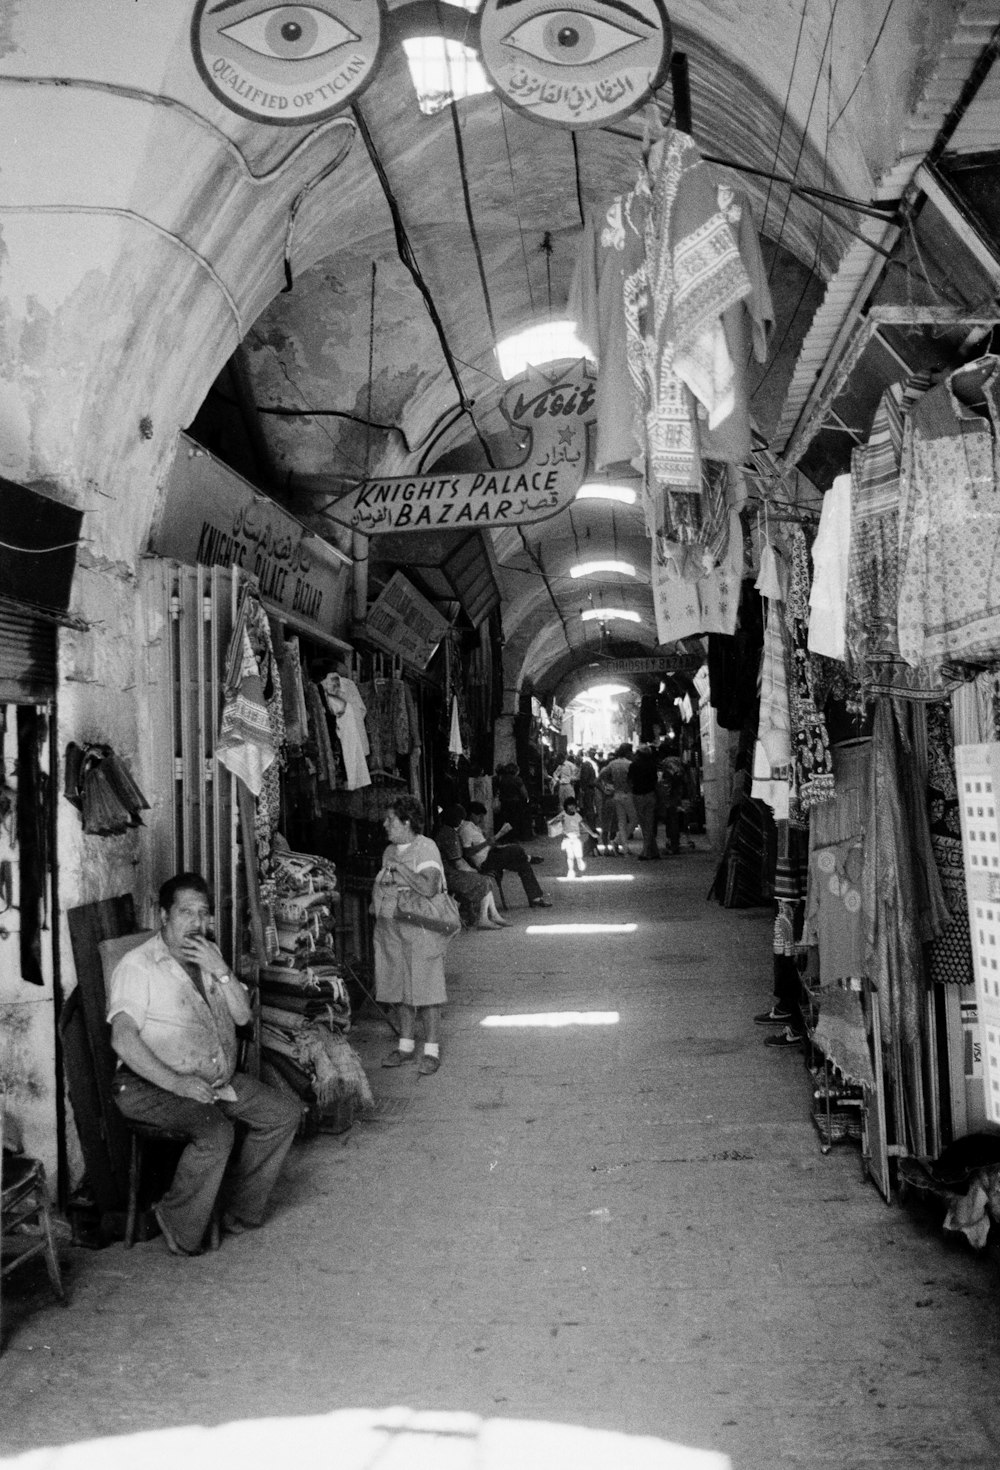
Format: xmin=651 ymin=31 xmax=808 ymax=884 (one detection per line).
xmin=525 ymin=923 xmax=638 ymax=934
xmin=481 ymin=1011 xmax=620 ymax=1028
xmin=555 ymin=874 xmax=635 ymax=883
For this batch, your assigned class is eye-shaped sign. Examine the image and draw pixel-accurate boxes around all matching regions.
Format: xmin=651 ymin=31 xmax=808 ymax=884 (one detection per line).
xmin=478 ymin=0 xmax=671 ymax=128
xmin=191 ymin=0 xmax=384 ymax=124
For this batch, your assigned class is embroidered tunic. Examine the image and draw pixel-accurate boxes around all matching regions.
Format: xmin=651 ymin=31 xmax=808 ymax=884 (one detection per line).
xmin=897 ymin=358 xmax=1000 ymax=672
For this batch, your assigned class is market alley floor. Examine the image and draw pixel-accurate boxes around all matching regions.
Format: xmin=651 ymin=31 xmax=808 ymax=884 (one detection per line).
xmin=3 ymin=845 xmax=1000 ymax=1470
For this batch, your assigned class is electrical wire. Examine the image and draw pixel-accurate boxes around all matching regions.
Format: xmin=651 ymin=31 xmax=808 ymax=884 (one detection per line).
xmin=449 ymin=96 xmax=498 ymax=341
xmin=828 ymin=0 xmax=897 ymax=132
xmin=0 ymin=538 xmax=84 ymax=553
xmin=766 ymin=0 xmax=843 ymax=287
xmin=760 ymin=0 xmax=809 ymax=241
xmin=351 ymin=99 xmax=496 ymax=468
xmin=499 ymin=101 xmax=538 ymax=317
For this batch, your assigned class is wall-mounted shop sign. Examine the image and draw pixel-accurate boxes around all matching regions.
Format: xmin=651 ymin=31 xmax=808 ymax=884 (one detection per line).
xmin=365 ymin=572 xmax=449 ymax=670
xmin=191 ymin=0 xmax=383 ymax=122
xmin=479 ymin=0 xmax=672 ymax=129
xmin=328 ymin=359 xmax=595 ymax=535
xmin=152 ymin=436 xmax=350 ymax=641
xmin=603 ymin=655 xmax=704 ymax=677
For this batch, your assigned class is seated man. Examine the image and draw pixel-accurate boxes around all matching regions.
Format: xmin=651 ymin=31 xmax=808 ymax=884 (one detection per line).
xmin=458 ymin=801 xmax=552 ymax=908
xmin=107 ymin=871 xmax=301 ymax=1256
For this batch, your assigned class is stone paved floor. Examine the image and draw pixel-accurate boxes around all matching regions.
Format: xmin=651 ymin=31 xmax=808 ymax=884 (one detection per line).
xmin=2 ymin=844 xmax=999 ymax=1468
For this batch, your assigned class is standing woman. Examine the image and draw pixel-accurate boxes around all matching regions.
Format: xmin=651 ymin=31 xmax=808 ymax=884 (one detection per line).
xmin=372 ymin=796 xmax=448 ymax=1075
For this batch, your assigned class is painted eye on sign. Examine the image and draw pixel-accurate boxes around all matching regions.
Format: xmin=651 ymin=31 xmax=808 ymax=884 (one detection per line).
xmin=478 ymin=0 xmax=671 ymax=129
xmin=191 ymin=0 xmax=384 ymax=124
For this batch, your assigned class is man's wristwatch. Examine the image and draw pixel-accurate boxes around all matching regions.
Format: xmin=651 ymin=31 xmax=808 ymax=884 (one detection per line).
xmin=213 ymin=971 xmax=230 ymax=984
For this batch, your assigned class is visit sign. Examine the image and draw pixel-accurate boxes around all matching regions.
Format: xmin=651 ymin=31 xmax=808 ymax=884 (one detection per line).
xmin=327 ymin=359 xmax=596 ymax=535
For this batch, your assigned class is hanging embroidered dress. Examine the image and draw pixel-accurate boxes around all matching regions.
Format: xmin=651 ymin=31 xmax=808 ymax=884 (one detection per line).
xmin=784 ymin=525 xmax=835 ymax=814
xmin=897 ymin=358 xmax=1000 ymax=673
xmin=622 ymin=129 xmax=752 ymax=550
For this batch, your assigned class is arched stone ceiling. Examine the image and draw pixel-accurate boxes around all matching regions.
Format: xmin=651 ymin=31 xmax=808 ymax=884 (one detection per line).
xmin=1 ymin=1 xmax=978 ymax=702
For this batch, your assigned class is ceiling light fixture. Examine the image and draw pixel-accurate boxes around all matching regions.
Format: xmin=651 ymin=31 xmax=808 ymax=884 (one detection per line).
xmin=575 ymin=482 xmax=638 ymax=505
xmin=581 ymin=608 xmax=641 ymax=624
xmin=570 ymin=559 xmax=636 ymax=579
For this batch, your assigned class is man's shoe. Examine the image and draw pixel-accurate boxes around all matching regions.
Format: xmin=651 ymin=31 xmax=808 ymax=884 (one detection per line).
xmin=754 ymin=1006 xmax=793 ymax=1026
xmin=382 ymin=1047 xmax=416 ymax=1068
xmin=417 ymin=1053 xmax=441 ymax=1076
xmin=529 ymin=896 xmax=553 ymax=908
xmin=763 ymin=1026 xmax=804 ymax=1048
xmin=153 ymin=1202 xmax=200 ymax=1256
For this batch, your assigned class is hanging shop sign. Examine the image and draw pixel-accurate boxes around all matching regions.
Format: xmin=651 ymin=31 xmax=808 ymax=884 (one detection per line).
xmin=602 ymin=655 xmax=704 ymax=676
xmin=152 ymin=436 xmax=350 ymax=641
xmin=327 ymin=359 xmax=595 ymax=535
xmin=190 ymin=0 xmax=665 ymax=130
xmin=479 ymin=0 xmax=672 ymax=129
xmin=365 ymin=572 xmax=449 ymax=670
xmin=190 ymin=0 xmax=383 ymax=122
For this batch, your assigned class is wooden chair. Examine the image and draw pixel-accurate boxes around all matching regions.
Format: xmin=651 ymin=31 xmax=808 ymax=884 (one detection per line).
xmin=1 ymin=1102 xmax=67 ymax=1348
xmin=124 ymin=1125 xmax=222 ymax=1252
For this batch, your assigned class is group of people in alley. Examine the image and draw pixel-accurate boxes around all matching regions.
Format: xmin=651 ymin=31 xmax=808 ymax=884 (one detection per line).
xmin=106 ymin=743 xmax=692 ymax=1255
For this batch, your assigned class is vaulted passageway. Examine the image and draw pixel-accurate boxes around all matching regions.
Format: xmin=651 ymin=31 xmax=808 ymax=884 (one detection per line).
xmin=3 ymin=849 xmax=999 ymax=1469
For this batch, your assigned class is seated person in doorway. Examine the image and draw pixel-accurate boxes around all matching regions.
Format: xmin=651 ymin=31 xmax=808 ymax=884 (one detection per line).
xmin=458 ymin=801 xmax=552 ymax=909
xmin=107 ymin=872 xmax=301 ymax=1256
xmin=435 ymin=805 xmax=510 ymax=929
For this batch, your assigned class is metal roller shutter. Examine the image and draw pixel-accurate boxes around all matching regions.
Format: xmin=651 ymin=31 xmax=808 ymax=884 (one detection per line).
xmin=0 ymin=601 xmax=57 ymax=703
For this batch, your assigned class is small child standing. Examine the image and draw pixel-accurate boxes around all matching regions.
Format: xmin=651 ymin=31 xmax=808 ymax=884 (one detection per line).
xmin=559 ymin=797 xmax=599 ymax=878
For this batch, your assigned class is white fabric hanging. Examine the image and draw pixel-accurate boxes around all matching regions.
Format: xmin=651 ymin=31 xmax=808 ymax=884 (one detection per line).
xmin=322 ymin=674 xmax=371 ymax=790
xmin=807 ymin=473 xmax=851 ymax=660
xmin=448 ymin=695 xmax=463 ymax=758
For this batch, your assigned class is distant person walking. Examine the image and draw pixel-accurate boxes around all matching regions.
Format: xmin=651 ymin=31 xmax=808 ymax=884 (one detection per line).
xmin=598 ymin=744 xmax=638 ymax=855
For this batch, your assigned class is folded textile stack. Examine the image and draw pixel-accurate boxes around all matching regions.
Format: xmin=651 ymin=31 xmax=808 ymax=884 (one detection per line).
xmin=259 ymin=844 xmax=373 ymax=1131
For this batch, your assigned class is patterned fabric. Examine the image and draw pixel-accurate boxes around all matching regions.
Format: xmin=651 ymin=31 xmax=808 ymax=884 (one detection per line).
xmin=651 ymin=506 xmax=743 ymax=643
xmin=926 ymin=700 xmax=973 ymax=986
xmin=751 ymin=594 xmax=792 ymax=820
xmin=862 ymin=700 xmax=950 ymax=1052
xmin=897 ymin=358 xmax=1000 ymax=671
xmin=844 ymin=374 xmax=947 ymax=699
xmin=773 ymin=821 xmax=809 ymax=904
xmin=804 ymin=741 xmax=869 ymax=983
xmin=623 ymin=129 xmax=752 ymax=548
xmin=784 ymin=526 xmax=834 ymax=815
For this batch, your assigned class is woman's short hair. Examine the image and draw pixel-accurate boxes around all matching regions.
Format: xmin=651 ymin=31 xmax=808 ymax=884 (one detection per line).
xmin=386 ymin=794 xmax=425 ymax=834
xmin=441 ymin=803 xmax=466 ymax=827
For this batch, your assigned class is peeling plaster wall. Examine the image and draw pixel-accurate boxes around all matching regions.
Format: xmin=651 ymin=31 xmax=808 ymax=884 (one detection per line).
xmin=0 ymin=2 xmax=359 ymax=1177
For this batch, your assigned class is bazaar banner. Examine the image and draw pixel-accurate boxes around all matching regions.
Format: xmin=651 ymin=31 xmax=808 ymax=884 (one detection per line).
xmin=326 ymin=360 xmax=596 ymax=535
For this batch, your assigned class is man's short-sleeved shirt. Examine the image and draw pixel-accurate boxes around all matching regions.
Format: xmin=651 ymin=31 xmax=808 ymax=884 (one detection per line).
xmin=457 ymin=819 xmax=489 ymax=869
xmin=106 ymin=931 xmax=240 ymax=1084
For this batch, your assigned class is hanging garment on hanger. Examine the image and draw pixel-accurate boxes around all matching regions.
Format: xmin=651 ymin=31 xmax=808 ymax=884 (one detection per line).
xmin=698 ymin=182 xmax=773 ymax=466
xmin=807 ymin=472 xmax=852 ymax=660
xmin=322 ymin=674 xmax=371 ymax=790
xmin=784 ymin=525 xmax=835 ymax=813
xmin=645 ymin=130 xmax=752 ymax=465
xmin=448 ymin=695 xmax=463 ymax=759
xmin=217 ymin=624 xmax=279 ymax=796
xmin=651 ymin=505 xmax=744 ymax=644
xmin=843 ymin=372 xmax=950 ymax=698
xmin=567 ymin=201 xmax=639 ymax=474
xmin=751 ymin=591 xmax=793 ymax=820
xmin=897 ymin=356 xmax=1000 ymax=671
